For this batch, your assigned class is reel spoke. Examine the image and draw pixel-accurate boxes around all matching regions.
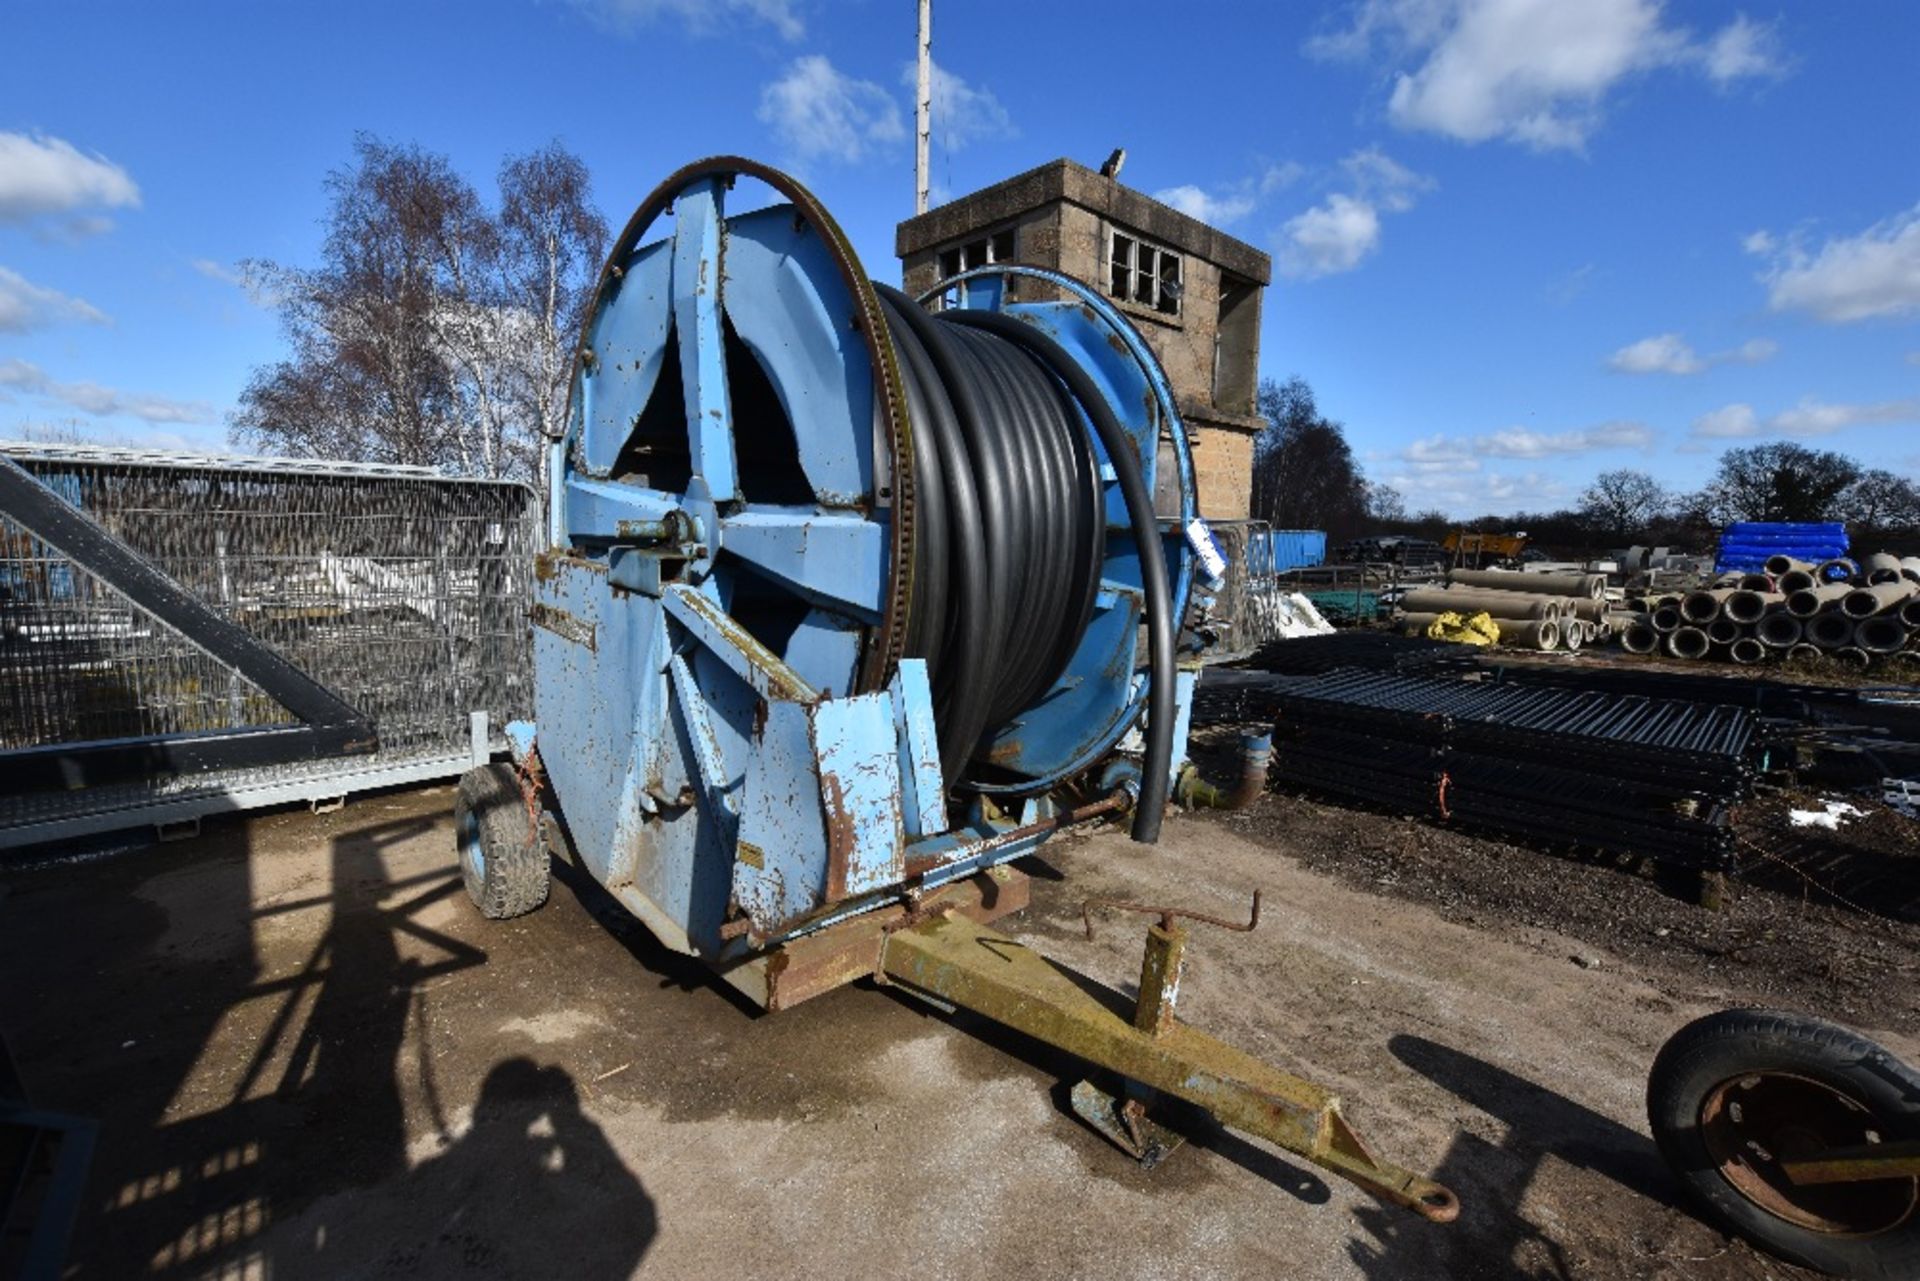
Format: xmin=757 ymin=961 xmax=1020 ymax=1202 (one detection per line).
xmin=670 ymin=176 xmax=737 ymax=502
xmin=719 ymin=507 xmax=886 ymax=619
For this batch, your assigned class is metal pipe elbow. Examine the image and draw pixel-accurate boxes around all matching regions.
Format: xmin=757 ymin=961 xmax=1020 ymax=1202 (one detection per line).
xmin=1176 ymin=732 xmax=1272 ymax=811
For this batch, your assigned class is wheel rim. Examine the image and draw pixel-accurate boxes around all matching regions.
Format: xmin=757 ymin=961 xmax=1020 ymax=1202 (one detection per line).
xmin=1700 ymin=1070 xmax=1918 ymax=1235
xmin=459 ymin=806 xmax=486 ymax=879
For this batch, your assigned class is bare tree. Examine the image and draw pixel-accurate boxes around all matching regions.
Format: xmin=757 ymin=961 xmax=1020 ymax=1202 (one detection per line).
xmin=497 ymin=145 xmax=608 ymax=487
xmin=1695 ymin=442 xmax=1861 ymax=525
xmin=1249 ymin=376 xmax=1372 ymax=540
xmin=1840 ymin=468 xmax=1920 ymax=539
xmin=232 ymin=134 xmax=606 ymax=482
xmin=1577 ymin=468 xmax=1670 ymax=540
xmin=1364 ymin=480 xmax=1407 ymax=523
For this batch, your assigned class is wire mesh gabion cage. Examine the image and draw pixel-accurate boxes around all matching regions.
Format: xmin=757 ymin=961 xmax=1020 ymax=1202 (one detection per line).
xmin=0 ymin=441 xmax=539 ymax=846
xmin=1202 ymin=519 xmax=1292 ymax=657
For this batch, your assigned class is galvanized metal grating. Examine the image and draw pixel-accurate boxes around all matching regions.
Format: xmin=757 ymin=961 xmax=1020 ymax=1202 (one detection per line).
xmin=0 ymin=442 xmax=538 ymax=834
xmin=1277 ymin=668 xmax=1757 ymax=761
xmin=1259 ymin=667 xmax=1762 ymax=870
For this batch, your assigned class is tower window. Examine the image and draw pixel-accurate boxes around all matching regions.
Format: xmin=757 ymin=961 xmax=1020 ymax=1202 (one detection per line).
xmin=1108 ymin=230 xmax=1182 ymax=317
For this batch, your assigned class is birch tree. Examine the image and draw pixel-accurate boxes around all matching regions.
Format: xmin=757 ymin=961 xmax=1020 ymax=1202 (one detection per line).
xmin=232 ymin=134 xmax=607 ymax=482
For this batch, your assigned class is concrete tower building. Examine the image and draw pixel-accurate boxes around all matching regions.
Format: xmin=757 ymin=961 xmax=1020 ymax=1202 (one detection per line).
xmin=897 ymin=157 xmax=1271 ymax=519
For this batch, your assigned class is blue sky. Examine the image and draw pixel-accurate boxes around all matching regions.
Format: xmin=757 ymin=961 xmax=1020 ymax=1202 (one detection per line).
xmin=2 ymin=0 xmax=1917 ymax=516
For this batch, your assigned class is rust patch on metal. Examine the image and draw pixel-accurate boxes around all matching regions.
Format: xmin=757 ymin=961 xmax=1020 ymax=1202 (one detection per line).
xmin=530 ymin=601 xmax=597 ymax=651
xmin=820 ymin=772 xmax=855 ymax=902
xmin=746 ymin=870 xmax=1029 ymax=1011
xmin=1081 ymin=889 xmax=1262 ymax=941
xmin=534 ymin=548 xmax=607 ymax=582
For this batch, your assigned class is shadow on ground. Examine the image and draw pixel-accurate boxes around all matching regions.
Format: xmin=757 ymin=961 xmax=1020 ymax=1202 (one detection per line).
xmin=1346 ymin=1035 xmax=1680 ymax=1281
xmin=0 ymin=811 xmax=655 ymax=1279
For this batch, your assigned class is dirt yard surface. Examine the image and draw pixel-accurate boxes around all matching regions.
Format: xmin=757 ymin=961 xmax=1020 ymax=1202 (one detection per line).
xmin=3 ymin=783 xmax=1915 ymax=1281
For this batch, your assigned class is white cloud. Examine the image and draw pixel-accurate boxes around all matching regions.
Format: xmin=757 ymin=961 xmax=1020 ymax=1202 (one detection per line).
xmin=1476 ymin=420 xmax=1654 ymax=457
xmin=1340 ymin=146 xmax=1433 ymax=211
xmin=1693 ymin=403 xmax=1760 ymax=438
xmin=1399 ymin=420 xmax=1654 ymax=469
xmin=1692 ymin=396 xmax=1920 ymax=439
xmin=1259 ymin=161 xmax=1307 ymax=194
xmin=192 ymin=258 xmax=283 ymax=307
xmin=901 ymin=60 xmax=1014 ymax=152
xmin=1607 ymin=332 xmax=1777 ymax=375
xmin=1377 ymin=463 xmax=1573 ymax=515
xmin=1609 ymin=332 xmax=1702 ymax=375
xmin=1701 ymin=14 xmax=1785 ymax=85
xmin=1152 ymin=161 xmax=1307 ymax=229
xmin=1741 ymin=229 xmax=1776 ymax=255
xmin=1771 ymin=397 xmax=1920 ymax=437
xmin=1751 ymin=203 xmax=1920 ymax=323
xmin=0 ymin=358 xmax=213 ymax=425
xmin=1279 ymin=194 xmax=1382 ymax=279
xmin=0 ymin=132 xmax=140 ymax=228
xmin=1546 ymin=262 xmax=1597 ymax=304
xmin=191 ymin=258 xmax=244 ymax=287
xmin=758 ymin=55 xmax=904 ymax=165
xmin=0 ymin=265 xmax=110 ymax=333
xmin=1153 ymin=184 xmax=1256 ymax=226
xmin=1309 ymin=0 xmax=1783 ymax=151
xmin=567 ymin=0 xmax=802 ymax=39
xmin=1276 ymin=148 xmax=1431 ymax=280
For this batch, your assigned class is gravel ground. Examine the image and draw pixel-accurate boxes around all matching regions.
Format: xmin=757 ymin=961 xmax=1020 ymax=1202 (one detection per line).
xmin=2 ymin=779 xmax=1915 ymax=1280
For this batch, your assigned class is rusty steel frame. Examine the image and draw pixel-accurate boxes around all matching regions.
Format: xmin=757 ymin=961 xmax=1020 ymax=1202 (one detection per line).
xmin=1781 ymin=1139 xmax=1920 ymax=1186
xmin=714 ymin=866 xmax=1030 ymax=1011
xmin=877 ymin=907 xmax=1460 ymax=1221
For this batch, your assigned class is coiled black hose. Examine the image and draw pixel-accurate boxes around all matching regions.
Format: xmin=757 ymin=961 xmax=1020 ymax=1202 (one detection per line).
xmin=873 ymin=285 xmax=1176 ymax=843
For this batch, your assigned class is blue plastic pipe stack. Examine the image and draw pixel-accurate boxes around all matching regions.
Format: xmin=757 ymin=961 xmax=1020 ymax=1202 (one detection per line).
xmin=1715 ymin=521 xmax=1848 ymax=574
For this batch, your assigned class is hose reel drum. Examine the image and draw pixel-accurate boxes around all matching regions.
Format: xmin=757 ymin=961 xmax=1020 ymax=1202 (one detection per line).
xmin=468 ymin=156 xmax=1462 ymax=1227
xmin=527 ymin=157 xmax=1198 ymax=965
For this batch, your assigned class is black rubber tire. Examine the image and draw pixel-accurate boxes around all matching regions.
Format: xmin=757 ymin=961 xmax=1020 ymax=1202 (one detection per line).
xmin=454 ymin=763 xmax=549 ymax=920
xmin=1647 ymin=1008 xmax=1920 ymax=1279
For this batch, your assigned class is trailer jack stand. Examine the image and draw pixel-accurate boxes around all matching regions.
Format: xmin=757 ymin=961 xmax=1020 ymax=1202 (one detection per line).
xmin=878 ymin=902 xmax=1460 ymax=1223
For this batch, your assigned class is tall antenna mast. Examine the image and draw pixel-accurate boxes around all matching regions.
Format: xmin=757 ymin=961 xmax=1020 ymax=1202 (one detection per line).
xmin=915 ymin=0 xmax=931 ymax=215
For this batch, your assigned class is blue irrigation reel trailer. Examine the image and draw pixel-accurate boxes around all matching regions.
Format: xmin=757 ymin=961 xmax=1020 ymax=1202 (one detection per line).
xmin=456 ymin=156 xmax=1455 ymax=1223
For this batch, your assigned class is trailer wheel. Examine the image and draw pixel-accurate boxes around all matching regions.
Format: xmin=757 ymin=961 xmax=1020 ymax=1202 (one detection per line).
xmin=1648 ymin=1008 xmax=1920 ymax=1279
xmin=454 ymin=763 xmax=549 ymax=920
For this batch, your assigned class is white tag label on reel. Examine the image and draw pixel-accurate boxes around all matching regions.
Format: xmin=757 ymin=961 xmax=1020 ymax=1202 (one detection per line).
xmin=1186 ymin=517 xmax=1228 ymax=587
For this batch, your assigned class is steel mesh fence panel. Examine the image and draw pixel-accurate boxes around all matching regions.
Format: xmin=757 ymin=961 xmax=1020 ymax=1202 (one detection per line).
xmin=1205 ymin=520 xmax=1284 ymax=656
xmin=0 ymin=443 xmax=537 ymax=838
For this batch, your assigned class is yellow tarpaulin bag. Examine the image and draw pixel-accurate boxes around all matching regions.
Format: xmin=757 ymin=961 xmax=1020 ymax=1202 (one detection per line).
xmin=1425 ymin=610 xmax=1499 ymax=647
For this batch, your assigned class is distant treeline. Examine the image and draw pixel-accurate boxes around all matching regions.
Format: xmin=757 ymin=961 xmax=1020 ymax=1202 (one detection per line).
xmin=1248 ymin=375 xmax=1920 ymax=558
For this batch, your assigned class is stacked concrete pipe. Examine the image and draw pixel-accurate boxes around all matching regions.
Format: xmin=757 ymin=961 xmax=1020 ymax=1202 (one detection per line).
xmin=1754 ymin=612 xmax=1803 ymax=649
xmin=1400 ymin=587 xmax=1561 ymax=620
xmin=1448 ymin=568 xmax=1607 ymax=599
xmin=1864 ymin=552 xmax=1906 ymax=584
xmin=1390 ymin=569 xmax=1611 ymax=652
xmin=1620 ymin=621 xmax=1659 ymax=653
xmin=1614 ymin=544 xmax=1919 ymax=671
xmin=1397 ymin=612 xmax=1562 ymax=650
xmin=1666 ymin=627 xmax=1710 ymax=659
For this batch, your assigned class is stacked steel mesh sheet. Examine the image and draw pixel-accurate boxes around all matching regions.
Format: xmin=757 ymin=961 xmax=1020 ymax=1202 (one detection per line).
xmin=1240 ymin=630 xmax=1480 ymax=677
xmin=1267 ymin=669 xmax=1759 ymax=870
xmin=1197 ymin=632 xmax=1479 ymax=727
xmin=1191 ymin=669 xmax=1293 ymax=727
xmin=0 ymin=441 xmax=538 ymax=846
